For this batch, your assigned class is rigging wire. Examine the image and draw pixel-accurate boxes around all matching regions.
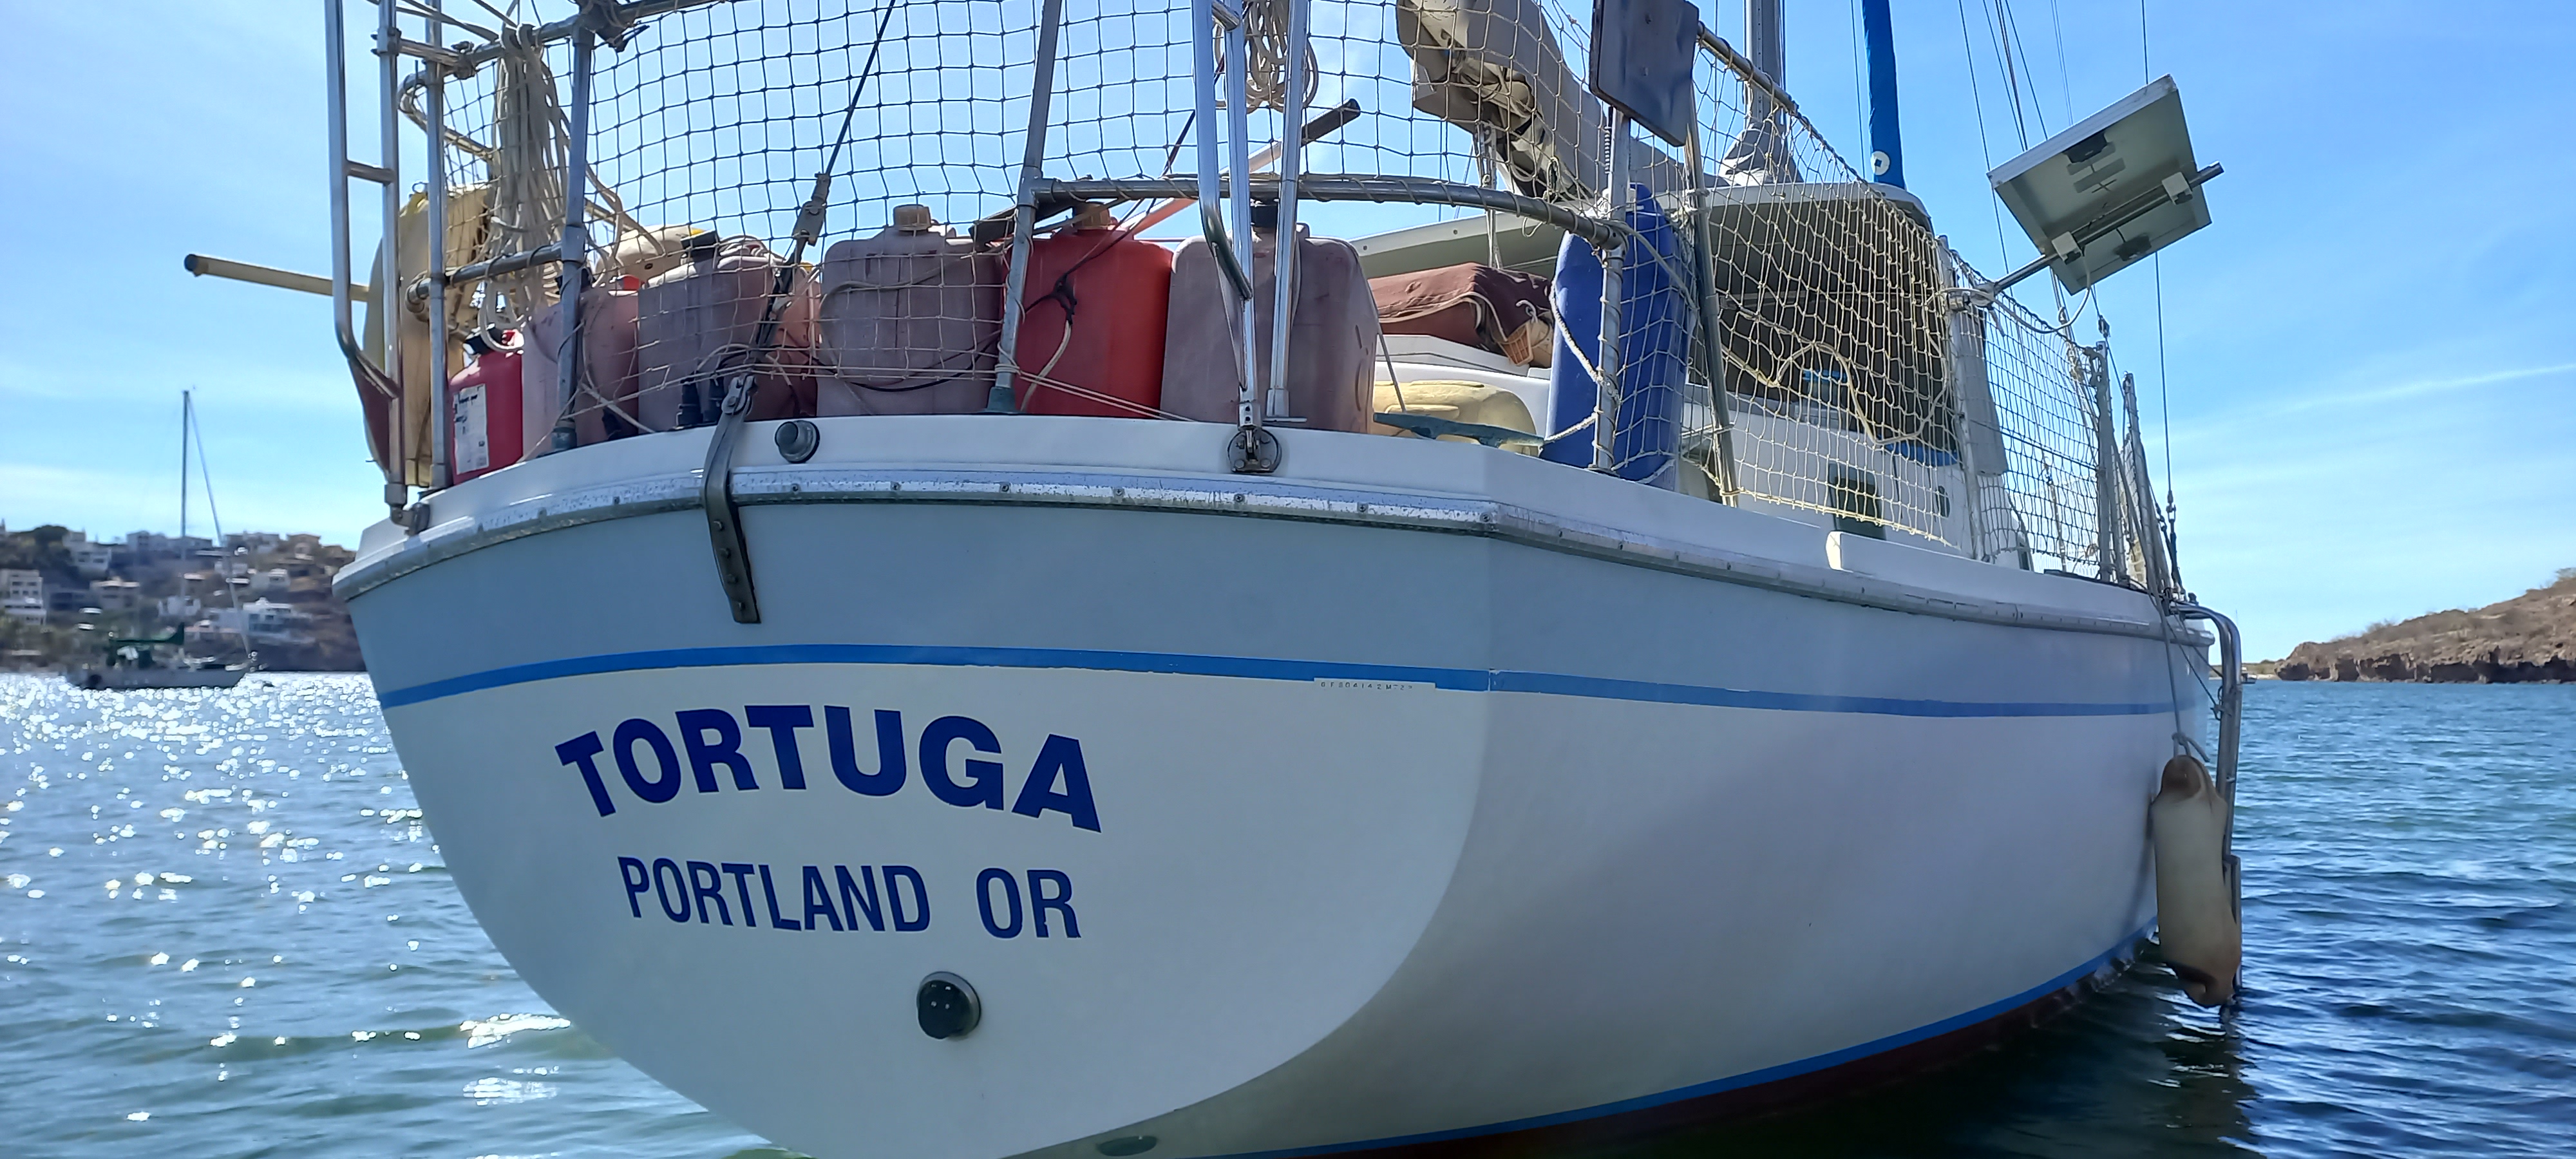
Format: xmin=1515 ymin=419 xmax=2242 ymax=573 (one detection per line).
xmin=1848 ymin=0 xmax=1868 ymax=166
xmin=1954 ymin=0 xmax=2014 ymax=263
xmin=2000 ymin=0 xmax=2050 ymax=138
xmin=1989 ymin=0 xmax=2087 ymax=330
xmin=187 ymin=397 xmax=251 ymax=661
xmin=2139 ymin=0 xmax=2179 ymax=567
xmin=1983 ymin=1 xmax=2029 ymax=149
xmin=2045 ymin=0 xmax=2074 ymax=129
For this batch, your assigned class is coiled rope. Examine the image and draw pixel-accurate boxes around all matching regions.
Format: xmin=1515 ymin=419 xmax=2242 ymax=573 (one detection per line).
xmin=1218 ymin=0 xmax=1317 ymax=111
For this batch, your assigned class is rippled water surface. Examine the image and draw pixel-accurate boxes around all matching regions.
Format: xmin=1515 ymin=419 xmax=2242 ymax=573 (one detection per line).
xmin=2 ymin=675 xmax=2569 ymax=1156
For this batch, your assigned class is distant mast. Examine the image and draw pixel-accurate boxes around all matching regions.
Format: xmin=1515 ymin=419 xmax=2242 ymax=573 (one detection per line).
xmin=180 ymin=389 xmax=193 ymax=543
xmin=1861 ymin=0 xmax=1906 ymax=187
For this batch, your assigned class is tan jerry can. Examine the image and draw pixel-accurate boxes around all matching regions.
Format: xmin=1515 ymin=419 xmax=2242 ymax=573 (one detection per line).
xmin=635 ymin=236 xmax=821 ymax=431
xmin=1160 ymin=226 xmax=1381 ymax=433
xmin=521 ymin=285 xmax=643 ymax=447
xmin=815 ymin=205 xmax=1003 ymax=416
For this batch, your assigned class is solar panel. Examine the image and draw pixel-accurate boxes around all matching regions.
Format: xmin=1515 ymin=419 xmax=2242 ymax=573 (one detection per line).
xmin=1989 ymin=75 xmax=2217 ymax=293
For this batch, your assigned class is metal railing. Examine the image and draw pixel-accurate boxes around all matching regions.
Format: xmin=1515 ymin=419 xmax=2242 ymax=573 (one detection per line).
xmin=327 ymin=0 xmax=2172 ymax=606
xmin=2168 ymin=600 xmax=2244 ymax=926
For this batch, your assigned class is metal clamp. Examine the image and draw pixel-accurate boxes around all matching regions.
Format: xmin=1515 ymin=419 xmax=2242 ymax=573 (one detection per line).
xmin=700 ymin=373 xmax=763 ymax=623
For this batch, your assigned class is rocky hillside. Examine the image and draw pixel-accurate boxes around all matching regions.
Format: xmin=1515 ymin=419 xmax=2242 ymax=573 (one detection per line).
xmin=2277 ymin=570 xmax=2576 ymax=683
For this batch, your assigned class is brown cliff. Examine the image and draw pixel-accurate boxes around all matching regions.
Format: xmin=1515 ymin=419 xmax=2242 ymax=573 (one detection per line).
xmin=2275 ymin=570 xmax=2576 ymax=683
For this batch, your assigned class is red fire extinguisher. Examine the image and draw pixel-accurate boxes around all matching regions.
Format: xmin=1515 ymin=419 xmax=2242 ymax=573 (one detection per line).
xmin=448 ymin=329 xmax=525 ymax=484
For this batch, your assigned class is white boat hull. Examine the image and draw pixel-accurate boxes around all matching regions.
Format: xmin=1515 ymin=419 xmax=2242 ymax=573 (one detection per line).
xmin=64 ymin=666 xmax=247 ymax=690
xmin=341 ymin=417 xmax=2201 ymax=1159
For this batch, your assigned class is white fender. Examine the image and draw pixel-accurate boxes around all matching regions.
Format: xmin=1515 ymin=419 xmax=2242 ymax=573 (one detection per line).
xmin=2150 ymin=754 xmax=2240 ymax=1005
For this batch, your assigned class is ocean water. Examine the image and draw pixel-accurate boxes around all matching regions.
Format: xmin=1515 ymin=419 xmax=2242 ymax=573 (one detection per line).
xmin=1 ymin=674 xmax=2568 ymax=1157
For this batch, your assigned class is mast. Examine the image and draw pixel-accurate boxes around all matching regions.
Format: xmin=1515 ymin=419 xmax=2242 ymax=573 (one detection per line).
xmin=1861 ymin=0 xmax=1906 ymax=187
xmin=180 ymin=389 xmax=192 ymax=543
xmin=1747 ymin=0 xmax=1785 ymax=86
xmin=1722 ymin=0 xmax=1800 ymax=184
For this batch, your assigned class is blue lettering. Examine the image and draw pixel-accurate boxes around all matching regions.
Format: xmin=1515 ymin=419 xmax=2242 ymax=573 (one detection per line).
xmin=687 ymin=860 xmax=734 ymax=925
xmin=978 ymin=867 xmax=1024 ymax=938
xmin=557 ymin=733 xmax=616 ymax=816
xmin=1029 ymin=869 xmax=1079 ymax=938
xmin=576 ymin=710 xmax=1104 ymax=835
xmin=744 ymin=705 xmax=814 ymax=789
xmin=618 ymin=856 xmax=650 ymax=917
xmin=921 ymin=716 xmax=1004 ymax=809
xmin=884 ymin=865 xmax=931 ymax=931
xmin=837 ymin=865 xmax=885 ymax=931
xmin=1012 ymin=735 xmax=1102 ymax=832
xmin=677 ymin=708 xmax=757 ymax=792
xmin=652 ymin=858 xmax=691 ymax=922
xmin=826 ymin=707 xmax=907 ymax=796
xmin=614 ymin=719 xmax=684 ymax=804
xmin=720 ymin=862 xmax=761 ymax=927
xmin=759 ymin=864 xmax=800 ymax=930
xmin=801 ymin=865 xmax=846 ymax=931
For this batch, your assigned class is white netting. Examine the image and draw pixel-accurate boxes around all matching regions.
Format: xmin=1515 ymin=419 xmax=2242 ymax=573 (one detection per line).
xmin=392 ymin=0 xmax=2161 ymax=583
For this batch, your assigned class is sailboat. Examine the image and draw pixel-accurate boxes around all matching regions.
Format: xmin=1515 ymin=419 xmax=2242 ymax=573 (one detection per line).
xmin=64 ymin=390 xmax=253 ymax=691
xmin=296 ymin=0 xmax=2248 ymax=1154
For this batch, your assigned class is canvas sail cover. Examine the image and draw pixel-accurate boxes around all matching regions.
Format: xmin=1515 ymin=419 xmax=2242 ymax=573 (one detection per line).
xmin=1398 ymin=0 xmax=1688 ymax=203
xmin=1397 ymin=0 xmax=1598 ymax=202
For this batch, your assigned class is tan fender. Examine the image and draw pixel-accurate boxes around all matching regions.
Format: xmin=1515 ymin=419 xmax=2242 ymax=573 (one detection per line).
xmin=2150 ymin=755 xmax=2240 ymax=1005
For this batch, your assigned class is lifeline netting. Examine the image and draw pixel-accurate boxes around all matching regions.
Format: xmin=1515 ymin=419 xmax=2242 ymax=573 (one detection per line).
xmin=391 ymin=0 xmax=2161 ymax=579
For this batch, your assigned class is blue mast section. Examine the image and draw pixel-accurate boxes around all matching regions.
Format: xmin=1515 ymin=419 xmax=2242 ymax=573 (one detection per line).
xmin=1861 ymin=0 xmax=1906 ymax=187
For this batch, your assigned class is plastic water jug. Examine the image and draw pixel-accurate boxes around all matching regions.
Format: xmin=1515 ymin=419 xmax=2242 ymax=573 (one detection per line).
xmin=1012 ymin=206 xmax=1174 ymax=418
xmin=817 ymin=205 xmax=1002 ymax=416
xmin=1160 ymin=220 xmax=1381 ymax=433
xmin=636 ymin=235 xmax=820 ymax=430
xmin=521 ymin=281 xmax=642 ymax=446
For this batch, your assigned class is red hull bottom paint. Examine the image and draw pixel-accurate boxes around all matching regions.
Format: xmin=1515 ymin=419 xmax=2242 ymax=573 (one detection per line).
xmin=1221 ymin=930 xmax=2154 ymax=1159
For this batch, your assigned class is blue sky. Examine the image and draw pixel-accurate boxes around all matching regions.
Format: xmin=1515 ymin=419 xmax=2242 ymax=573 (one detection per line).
xmin=1 ymin=1 xmax=2568 ymax=659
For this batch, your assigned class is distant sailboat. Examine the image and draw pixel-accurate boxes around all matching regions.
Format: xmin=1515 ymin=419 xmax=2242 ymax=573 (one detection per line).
xmin=65 ymin=390 xmax=253 ymax=691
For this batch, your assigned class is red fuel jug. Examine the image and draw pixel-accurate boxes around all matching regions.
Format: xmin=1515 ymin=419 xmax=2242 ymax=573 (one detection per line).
xmin=1014 ymin=205 xmax=1174 ymax=418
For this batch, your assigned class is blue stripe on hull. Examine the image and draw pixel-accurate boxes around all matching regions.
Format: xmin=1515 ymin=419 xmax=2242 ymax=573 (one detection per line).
xmin=374 ymin=642 xmax=2173 ymax=717
xmin=1211 ymin=922 xmax=2155 ymax=1159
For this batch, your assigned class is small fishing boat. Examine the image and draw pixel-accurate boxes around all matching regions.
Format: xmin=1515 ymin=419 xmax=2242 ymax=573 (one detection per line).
xmin=294 ymin=0 xmax=2248 ymax=1154
xmin=64 ymin=628 xmax=247 ymax=691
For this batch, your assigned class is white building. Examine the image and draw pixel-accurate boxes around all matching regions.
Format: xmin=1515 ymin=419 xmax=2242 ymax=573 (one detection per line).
xmin=88 ymin=578 xmax=142 ymax=613
xmin=66 ymin=532 xmax=115 ymax=579
xmin=201 ymin=599 xmax=312 ymax=645
xmin=158 ymin=594 xmax=203 ymax=621
xmin=1 ymin=569 xmax=42 ymax=626
xmin=247 ymin=599 xmax=312 ymax=641
xmin=249 ymin=568 xmax=292 ymax=596
xmin=124 ymin=532 xmax=214 ymax=561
